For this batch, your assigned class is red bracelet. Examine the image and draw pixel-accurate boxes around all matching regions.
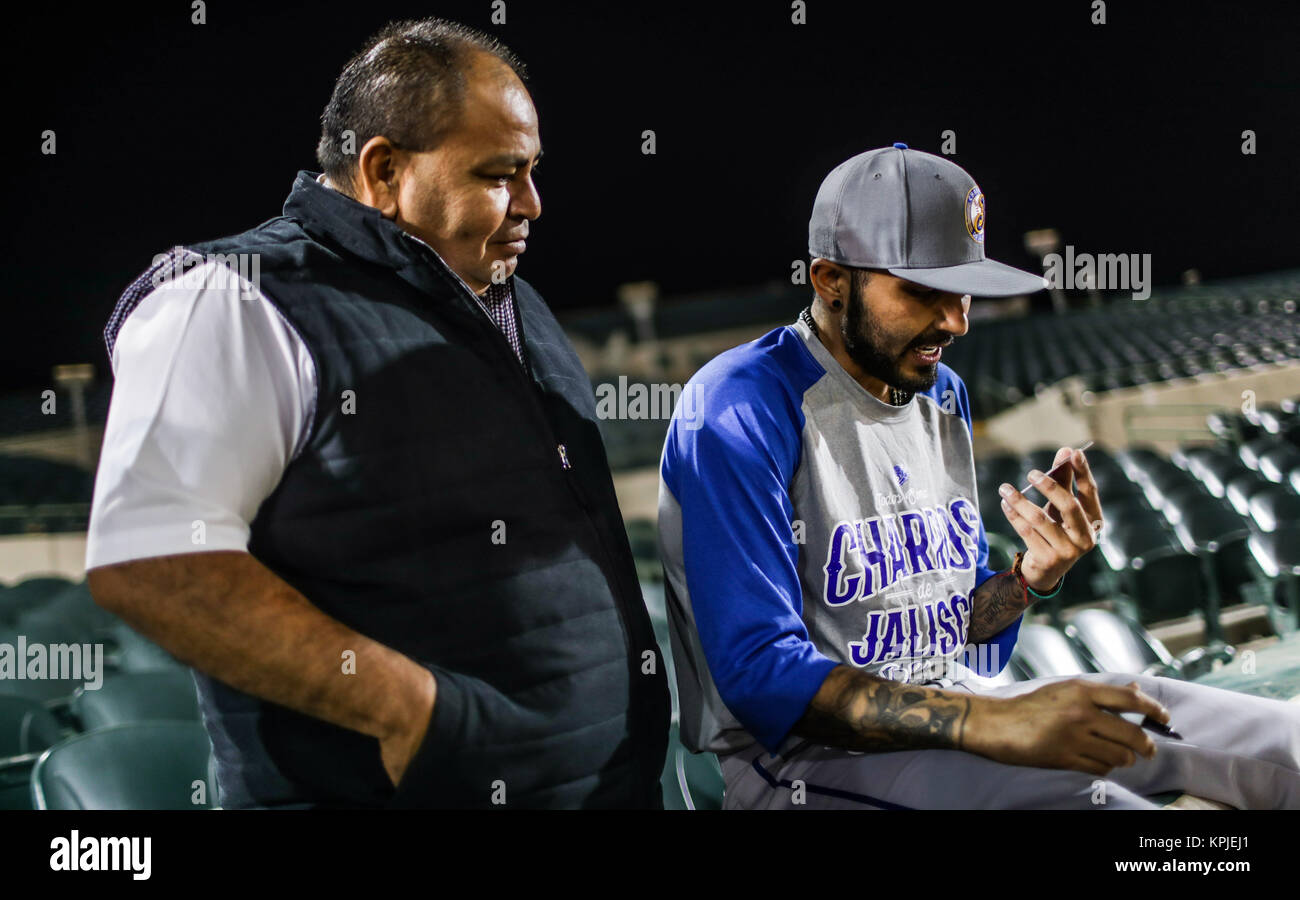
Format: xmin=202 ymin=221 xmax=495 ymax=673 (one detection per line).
xmin=1012 ymin=550 xmax=1064 ymax=600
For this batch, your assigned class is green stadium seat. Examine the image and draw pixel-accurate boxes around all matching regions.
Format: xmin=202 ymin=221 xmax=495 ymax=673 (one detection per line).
xmin=1240 ymin=435 xmax=1282 ymax=472
xmin=1246 ymin=525 xmax=1300 ymax=635
xmin=1185 ymin=448 xmax=1249 ymax=499
xmin=1064 ymin=609 xmax=1179 ymax=677
xmin=0 ymin=695 xmax=65 ymax=810
xmin=107 ymin=621 xmax=185 ymax=673
xmin=1174 ymin=443 xmax=1235 ymax=478
xmin=1009 ymin=624 xmax=1094 ymax=679
xmin=14 ymin=607 xmax=99 ymax=646
xmin=1098 ymin=490 xmax=1157 ymax=526
xmin=1226 ymin=470 xmax=1273 ymax=516
xmin=1248 ymin=486 xmax=1300 ymax=533
xmin=1098 ymin=516 xmax=1181 ymax=570
xmin=1207 ymin=411 xmax=1258 ymax=445
xmin=0 ymin=627 xmax=95 ymax=705
xmin=1259 ymin=444 xmax=1300 ymax=484
xmin=38 ymin=581 xmax=119 ymax=637
xmin=31 ymin=722 xmax=215 ymax=810
xmin=72 ymin=670 xmax=200 ymax=731
xmin=984 ymin=532 xmax=1018 ymax=573
xmin=0 ymin=576 xmax=75 ymax=622
xmin=660 ymin=723 xmax=724 ymax=810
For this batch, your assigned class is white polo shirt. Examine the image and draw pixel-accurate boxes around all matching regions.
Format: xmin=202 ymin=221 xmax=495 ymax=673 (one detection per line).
xmin=87 ymin=178 xmax=520 ymax=570
xmin=86 ymin=257 xmax=316 ymax=570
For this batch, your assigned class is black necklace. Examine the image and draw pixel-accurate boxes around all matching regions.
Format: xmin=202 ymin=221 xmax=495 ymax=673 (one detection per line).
xmin=800 ymin=306 xmax=910 ymax=406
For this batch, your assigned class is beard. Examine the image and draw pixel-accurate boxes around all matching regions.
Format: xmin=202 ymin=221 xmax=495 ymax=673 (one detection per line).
xmin=840 ymin=271 xmax=942 ymax=397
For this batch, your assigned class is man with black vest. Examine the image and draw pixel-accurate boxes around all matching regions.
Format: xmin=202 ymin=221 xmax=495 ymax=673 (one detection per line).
xmin=85 ymin=18 xmax=670 ymax=809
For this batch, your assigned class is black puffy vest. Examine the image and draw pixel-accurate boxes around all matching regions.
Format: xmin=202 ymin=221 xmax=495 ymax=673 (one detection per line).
xmin=106 ymin=171 xmax=669 ymax=808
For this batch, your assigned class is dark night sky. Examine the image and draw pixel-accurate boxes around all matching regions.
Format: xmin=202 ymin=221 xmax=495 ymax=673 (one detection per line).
xmin=4 ymin=0 xmax=1298 ymax=391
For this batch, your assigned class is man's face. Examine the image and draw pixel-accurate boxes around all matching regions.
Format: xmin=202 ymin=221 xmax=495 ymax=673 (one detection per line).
xmin=840 ymin=269 xmax=970 ymax=394
xmin=394 ymin=56 xmax=542 ymax=293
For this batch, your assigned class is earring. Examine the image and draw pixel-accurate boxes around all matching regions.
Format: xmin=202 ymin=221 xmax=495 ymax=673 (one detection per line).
xmin=831 ymin=300 xmax=843 ymax=311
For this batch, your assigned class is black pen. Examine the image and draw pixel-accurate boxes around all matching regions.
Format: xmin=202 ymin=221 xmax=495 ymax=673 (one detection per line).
xmin=1140 ymin=716 xmax=1183 ymax=740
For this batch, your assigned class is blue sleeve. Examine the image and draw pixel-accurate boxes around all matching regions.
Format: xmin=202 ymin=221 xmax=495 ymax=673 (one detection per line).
xmin=661 ymin=357 xmax=839 ymax=753
xmin=949 ymin=368 xmax=1021 ymax=675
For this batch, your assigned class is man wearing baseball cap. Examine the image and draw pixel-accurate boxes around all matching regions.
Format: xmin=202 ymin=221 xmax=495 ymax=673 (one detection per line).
xmin=656 ymin=145 xmax=1300 ymax=808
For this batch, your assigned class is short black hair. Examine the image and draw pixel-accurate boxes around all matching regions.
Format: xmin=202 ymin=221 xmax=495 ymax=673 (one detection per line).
xmin=316 ymin=18 xmax=528 ymax=194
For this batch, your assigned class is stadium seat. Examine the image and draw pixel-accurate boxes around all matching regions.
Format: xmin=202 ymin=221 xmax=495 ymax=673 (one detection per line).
xmin=1246 ymin=525 xmax=1300 ymax=635
xmin=106 ymin=620 xmax=185 ymax=673
xmin=1173 ymin=443 xmax=1235 ymax=479
xmin=36 ymin=581 xmax=118 ymax=637
xmin=1183 ymin=446 xmax=1249 ymax=498
xmin=1225 ymin=469 xmax=1274 ymax=516
xmin=0 ymin=576 xmax=75 ymax=623
xmin=984 ymin=532 xmax=1018 ymax=573
xmin=1098 ymin=487 xmax=1157 ymax=524
xmin=0 ymin=695 xmax=63 ymax=755
xmin=1163 ymin=494 xmax=1245 ymax=541
xmin=0 ymin=695 xmax=64 ymax=810
xmin=1246 ymin=404 xmax=1298 ymax=436
xmin=1139 ymin=467 xmax=1205 ymax=514
xmin=1240 ymin=435 xmax=1289 ymax=473
xmin=1009 ymin=624 xmax=1094 ymax=679
xmin=1098 ymin=515 xmax=1182 ymax=568
xmin=14 ymin=606 xmax=100 ymax=646
xmin=1166 ymin=497 xmax=1251 ymax=596
xmin=660 ymin=723 xmax=724 ymax=811
xmin=1116 ymin=446 xmax=1167 ymax=484
xmin=71 ymin=670 xmax=201 ymax=731
xmin=1064 ymin=609 xmax=1180 ymax=677
xmin=0 ymin=627 xmax=95 ymax=705
xmin=1258 ymin=443 xmax=1300 ymax=484
xmin=1247 ymin=486 xmax=1300 ymax=533
xmin=1096 ymin=510 xmax=1218 ymax=627
xmin=31 ymin=721 xmax=215 ymax=810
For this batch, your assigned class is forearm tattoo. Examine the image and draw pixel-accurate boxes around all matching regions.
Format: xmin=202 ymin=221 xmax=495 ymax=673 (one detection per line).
xmin=967 ymin=570 xmax=1030 ymax=645
xmin=791 ymin=665 xmax=972 ymax=753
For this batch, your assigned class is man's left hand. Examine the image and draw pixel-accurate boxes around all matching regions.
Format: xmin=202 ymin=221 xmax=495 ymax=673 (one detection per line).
xmin=997 ymin=446 xmax=1104 ymax=593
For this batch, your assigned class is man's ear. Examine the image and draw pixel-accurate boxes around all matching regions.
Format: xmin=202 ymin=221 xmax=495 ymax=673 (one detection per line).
xmin=353 ymin=136 xmax=403 ymax=218
xmin=809 ymin=259 xmax=850 ymax=308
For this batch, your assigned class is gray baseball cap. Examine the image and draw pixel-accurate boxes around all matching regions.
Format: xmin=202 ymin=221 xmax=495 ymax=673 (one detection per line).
xmin=808 ymin=144 xmax=1047 ymax=297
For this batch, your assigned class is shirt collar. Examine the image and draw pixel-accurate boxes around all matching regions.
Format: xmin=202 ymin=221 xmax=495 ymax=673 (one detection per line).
xmin=285 ymin=170 xmax=505 ymax=302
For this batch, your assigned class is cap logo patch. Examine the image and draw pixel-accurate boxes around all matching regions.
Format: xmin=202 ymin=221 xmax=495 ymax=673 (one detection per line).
xmin=964 ymin=187 xmax=985 ymax=243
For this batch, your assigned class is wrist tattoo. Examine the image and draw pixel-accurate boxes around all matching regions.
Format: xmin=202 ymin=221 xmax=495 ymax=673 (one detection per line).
xmin=967 ymin=570 xmax=1030 ymax=644
xmin=793 ymin=666 xmax=972 ymax=753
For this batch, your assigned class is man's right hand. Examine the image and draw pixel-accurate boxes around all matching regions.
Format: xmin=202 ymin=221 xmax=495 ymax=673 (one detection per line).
xmin=89 ymin=551 xmax=443 ymax=791
xmin=380 ymin=667 xmax=437 ymax=787
xmin=965 ymin=679 xmax=1167 ymax=776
